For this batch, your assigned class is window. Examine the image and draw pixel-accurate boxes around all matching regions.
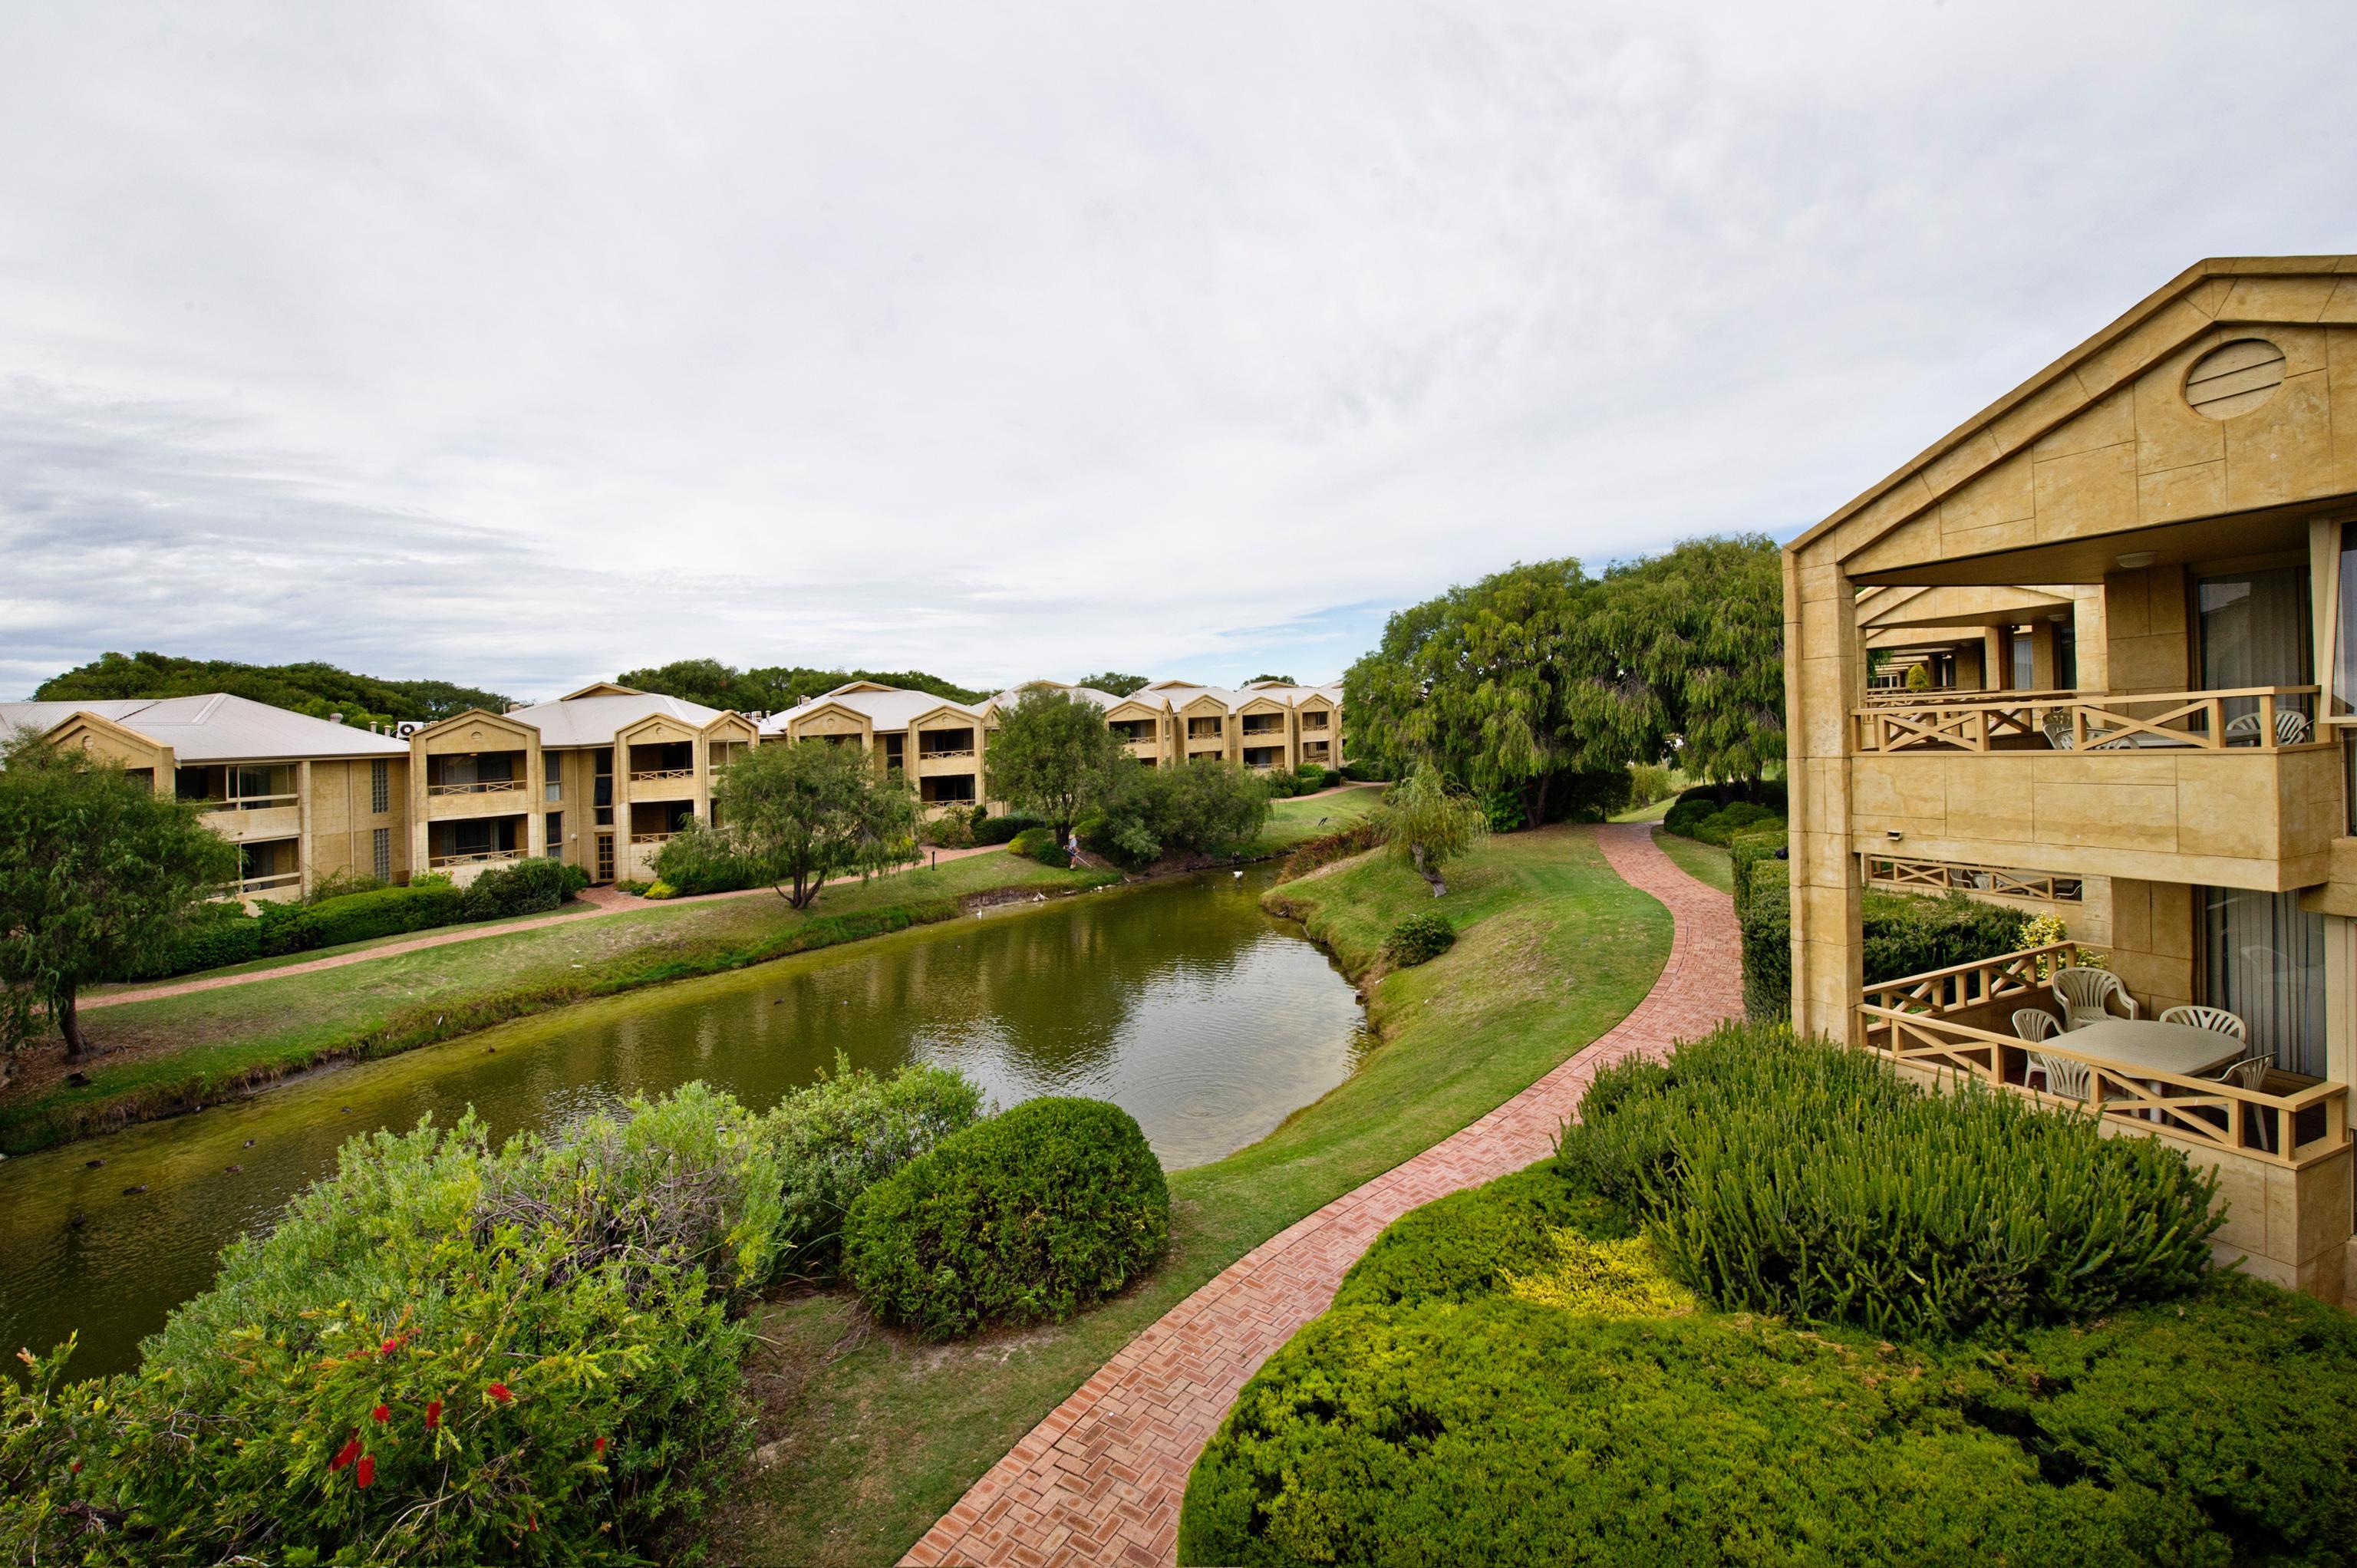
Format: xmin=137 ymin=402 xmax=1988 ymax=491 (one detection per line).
xmin=2204 ymin=885 xmax=2326 ymax=1077
xmin=2009 ymin=628 xmax=2033 ymax=690
xmin=593 ymin=747 xmax=614 ymax=809
xmin=882 ymin=733 xmax=905 ymax=771
xmin=545 ymin=753 xmax=562 ymax=802
xmin=2052 ymin=621 xmax=2076 ymax=691
xmin=372 ymin=827 xmax=391 ymax=881
xmin=2335 ymin=521 xmax=2357 ymax=716
xmin=546 ymin=812 xmax=563 ymax=859
xmin=371 ymin=759 xmax=390 ymax=814
xmin=2199 ymin=565 xmax=2312 ymax=737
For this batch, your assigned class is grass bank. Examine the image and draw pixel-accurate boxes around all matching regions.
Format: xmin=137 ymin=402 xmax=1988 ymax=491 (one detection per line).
xmin=0 ymin=792 xmax=1380 ymax=1157
xmin=1651 ymin=826 xmax=1734 ymax=892
xmin=706 ymin=823 xmax=1674 ymax=1566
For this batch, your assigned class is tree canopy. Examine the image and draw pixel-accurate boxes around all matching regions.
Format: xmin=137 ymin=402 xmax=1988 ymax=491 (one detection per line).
xmin=0 ymin=730 xmax=239 ymax=1069
xmin=1343 ymin=535 xmax=1783 ymax=807
xmin=1245 ymin=674 xmax=1298 ymax=687
xmin=986 ymin=687 xmax=1129 ymax=837
xmin=1086 ymin=758 xmax=1271 ymax=866
xmin=713 ymin=738 xmax=918 ymax=909
xmin=31 ymin=651 xmax=509 ymax=730
xmin=619 ymin=660 xmax=987 ymax=712
xmin=1076 ymin=672 xmax=1150 ymax=697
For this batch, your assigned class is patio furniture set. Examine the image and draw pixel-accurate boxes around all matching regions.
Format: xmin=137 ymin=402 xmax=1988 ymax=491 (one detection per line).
xmin=2012 ymin=969 xmax=2276 ymax=1149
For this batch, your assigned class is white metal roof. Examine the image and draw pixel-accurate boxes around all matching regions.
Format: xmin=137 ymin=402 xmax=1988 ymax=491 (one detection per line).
xmin=0 ymin=693 xmax=410 ymax=761
xmin=504 ymin=692 xmax=732 ymax=748
xmin=757 ymin=684 xmax=984 ymax=736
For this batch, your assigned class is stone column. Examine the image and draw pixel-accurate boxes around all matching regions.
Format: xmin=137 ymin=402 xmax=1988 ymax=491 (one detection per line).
xmin=1786 ymin=553 xmax=1864 ymax=1045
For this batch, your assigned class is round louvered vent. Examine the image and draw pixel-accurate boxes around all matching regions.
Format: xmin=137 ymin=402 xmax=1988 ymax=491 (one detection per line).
xmin=2184 ymin=338 xmax=2286 ymax=420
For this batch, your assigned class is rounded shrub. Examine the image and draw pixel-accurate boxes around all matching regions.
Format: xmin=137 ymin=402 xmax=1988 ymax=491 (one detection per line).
xmin=1383 ymin=910 xmax=1456 ymax=967
xmin=843 ymin=1096 xmax=1169 ymax=1339
xmin=1007 ymin=825 xmax=1070 ymax=868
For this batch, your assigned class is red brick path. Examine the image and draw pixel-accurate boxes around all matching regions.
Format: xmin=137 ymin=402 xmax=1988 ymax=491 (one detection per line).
xmin=901 ymin=824 xmax=1742 ymax=1567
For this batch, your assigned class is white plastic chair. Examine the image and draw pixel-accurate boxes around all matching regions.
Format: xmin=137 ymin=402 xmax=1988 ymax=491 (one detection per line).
xmin=2030 ymin=1051 xmax=2092 ymax=1101
xmin=2158 ymin=1004 xmax=2247 ymax=1042
xmin=2223 ymin=710 xmax=2312 ymax=746
xmin=2052 ymin=967 xmax=2137 ymax=1030
xmin=2207 ymin=1052 xmax=2276 ymax=1153
xmin=2013 ymin=1008 xmax=2062 ymax=1091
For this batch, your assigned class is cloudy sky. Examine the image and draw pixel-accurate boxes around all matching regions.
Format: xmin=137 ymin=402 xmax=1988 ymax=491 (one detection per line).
xmin=2 ymin=2 xmax=2351 ymax=700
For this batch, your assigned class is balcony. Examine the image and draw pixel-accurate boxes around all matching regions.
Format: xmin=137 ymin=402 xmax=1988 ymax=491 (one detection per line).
xmin=199 ymin=797 xmax=301 ymax=842
xmin=1847 ymin=687 xmax=2338 ymax=891
xmin=429 ymin=847 xmax=524 ymax=869
xmin=236 ymin=871 xmax=303 ymax=901
xmin=1855 ymin=942 xmax=2347 ymax=1170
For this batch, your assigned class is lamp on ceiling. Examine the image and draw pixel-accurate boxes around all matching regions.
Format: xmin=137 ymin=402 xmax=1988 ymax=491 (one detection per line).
xmin=2116 ymin=550 xmax=2160 ymax=570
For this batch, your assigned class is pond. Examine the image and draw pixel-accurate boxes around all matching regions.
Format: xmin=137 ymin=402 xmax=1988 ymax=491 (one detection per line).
xmin=0 ymin=865 xmax=1368 ymax=1379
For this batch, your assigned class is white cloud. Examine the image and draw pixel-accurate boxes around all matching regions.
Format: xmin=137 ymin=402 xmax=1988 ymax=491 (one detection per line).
xmin=2 ymin=0 xmax=2349 ymax=697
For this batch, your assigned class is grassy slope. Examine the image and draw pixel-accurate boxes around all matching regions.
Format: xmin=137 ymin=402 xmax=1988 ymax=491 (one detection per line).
xmin=2 ymin=792 xmax=1380 ymax=1155
xmin=1651 ymin=827 xmax=1734 ymax=893
xmin=707 ymin=824 xmax=1672 ymax=1567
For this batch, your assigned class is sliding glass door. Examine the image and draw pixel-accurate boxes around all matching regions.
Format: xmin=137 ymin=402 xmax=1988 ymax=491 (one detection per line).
xmin=2203 ymin=885 xmax=2326 ymax=1077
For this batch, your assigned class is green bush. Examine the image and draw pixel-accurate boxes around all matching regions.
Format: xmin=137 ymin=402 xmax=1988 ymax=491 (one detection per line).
xmin=1541 ymin=767 xmax=1635 ymax=823
xmin=261 ymin=881 xmax=470 ymax=954
xmin=1861 ymin=889 xmax=2029 ymax=985
xmin=1008 ymin=825 xmax=1070 ymax=868
xmin=1662 ymin=779 xmax=1786 ymax=839
xmin=843 ymin=1097 xmax=1169 ymax=1339
xmin=765 ymin=1059 xmax=986 ymax=1280
xmin=1182 ymin=1158 xmax=2357 ymax=1568
xmin=1276 ymin=820 xmax=1380 ymax=882
xmin=1627 ymin=762 xmax=1675 ymax=808
xmin=0 ymin=1085 xmax=781 ymax=1563
xmin=1087 ymin=758 xmax=1271 ymax=866
xmin=1736 ymin=855 xmax=1791 ymax=1017
xmin=971 ymin=812 xmax=1045 ymax=846
xmin=1340 ymin=761 xmax=1389 ymax=783
xmin=1382 ymin=910 xmax=1456 ymax=967
xmin=652 ymin=820 xmax=772 ymax=894
xmin=921 ymin=804 xmax=977 ymax=848
xmin=1691 ymin=802 xmax=1782 ymax=845
xmin=1561 ymin=1023 xmax=2220 ymax=1338
xmin=1478 ymin=790 xmax=1525 ymax=833
xmin=461 ymin=855 xmax=582 ymax=920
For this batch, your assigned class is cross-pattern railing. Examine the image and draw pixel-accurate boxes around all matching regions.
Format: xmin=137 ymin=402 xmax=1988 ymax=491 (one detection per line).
xmin=629 ymin=768 xmax=694 ymax=783
xmin=1864 ymin=856 xmax=2083 ymax=903
xmin=1857 ymin=1003 xmax=2346 ymax=1168
xmin=427 ymin=779 xmax=522 ymax=796
xmin=428 ymin=848 xmax=523 ymax=868
xmin=1851 ymin=687 xmax=2322 ymax=753
xmin=629 ymin=831 xmax=677 ymax=845
xmin=1858 ymin=686 xmax=2074 ymax=708
xmin=1861 ymin=940 xmax=2080 ymax=1020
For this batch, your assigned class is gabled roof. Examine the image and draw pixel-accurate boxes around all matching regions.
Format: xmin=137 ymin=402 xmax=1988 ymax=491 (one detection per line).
xmin=0 ymin=693 xmax=409 ymax=761
xmin=562 ymin=681 xmax=646 ymax=700
xmin=1792 ymin=255 xmax=2357 ymax=568
xmin=506 ymin=691 xmax=727 ymax=747
xmin=760 ymin=686 xmax=983 ymax=736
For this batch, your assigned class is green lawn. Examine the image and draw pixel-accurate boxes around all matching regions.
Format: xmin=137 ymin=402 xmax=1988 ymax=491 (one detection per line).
xmin=706 ymin=824 xmax=1673 ymax=1567
xmin=1651 ymin=827 xmax=1733 ymax=892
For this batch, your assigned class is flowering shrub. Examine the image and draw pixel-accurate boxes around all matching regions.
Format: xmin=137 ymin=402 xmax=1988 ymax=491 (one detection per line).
xmin=0 ymin=1069 xmax=969 ymax=1563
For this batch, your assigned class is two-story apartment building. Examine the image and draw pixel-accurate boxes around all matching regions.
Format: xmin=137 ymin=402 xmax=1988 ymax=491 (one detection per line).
xmin=1785 ymin=255 xmax=2357 ymax=1301
xmin=407 ymin=683 xmax=757 ymax=885
xmin=1100 ymin=680 xmax=1343 ymax=772
xmin=0 ymin=693 xmax=411 ymax=900
xmin=760 ymin=682 xmax=1000 ymax=812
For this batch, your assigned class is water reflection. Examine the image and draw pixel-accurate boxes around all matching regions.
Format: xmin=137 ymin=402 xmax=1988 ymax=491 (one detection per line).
xmin=0 ymin=865 xmax=1366 ymax=1377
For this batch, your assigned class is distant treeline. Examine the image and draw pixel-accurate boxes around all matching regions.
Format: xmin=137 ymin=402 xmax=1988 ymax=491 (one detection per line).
xmin=617 ymin=658 xmax=990 ymax=711
xmin=31 ymin=651 xmax=511 ymax=730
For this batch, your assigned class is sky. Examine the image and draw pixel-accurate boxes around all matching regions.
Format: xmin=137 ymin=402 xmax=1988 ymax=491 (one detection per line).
xmin=2 ymin=2 xmax=2352 ymax=702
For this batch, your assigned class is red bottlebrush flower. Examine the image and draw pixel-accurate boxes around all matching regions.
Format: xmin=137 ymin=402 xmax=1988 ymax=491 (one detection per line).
xmin=380 ymin=1337 xmax=399 ymax=1356
xmin=330 ymin=1437 xmax=361 ymax=1472
xmin=355 ymin=1454 xmax=375 ymax=1488
xmin=592 ymin=1436 xmax=607 ymax=1455
xmin=425 ymin=1399 xmax=442 ymax=1429
xmin=70 ymin=1461 xmax=82 ymax=1474
xmin=371 ymin=1404 xmax=390 ymax=1423
xmin=486 ymin=1381 xmax=513 ymax=1404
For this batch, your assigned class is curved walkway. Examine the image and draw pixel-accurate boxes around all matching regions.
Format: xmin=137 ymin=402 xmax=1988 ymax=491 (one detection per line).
xmin=902 ymin=823 xmax=1742 ymax=1567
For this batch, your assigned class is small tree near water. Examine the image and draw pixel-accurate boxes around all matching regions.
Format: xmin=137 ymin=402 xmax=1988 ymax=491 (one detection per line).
xmin=1371 ymin=763 xmax=1488 ymax=898
xmin=0 ymin=729 xmax=237 ymax=1073
xmin=717 ymin=737 xmax=918 ymax=910
xmin=987 ymin=685 xmax=1127 ymax=842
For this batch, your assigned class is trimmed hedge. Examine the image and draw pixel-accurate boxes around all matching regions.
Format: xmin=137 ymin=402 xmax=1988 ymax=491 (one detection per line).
xmin=1382 ymin=911 xmax=1455 ymax=967
xmin=1276 ymin=819 xmax=1380 ymax=882
xmin=1561 ymin=1023 xmax=2220 ymax=1337
xmin=843 ymin=1096 xmax=1169 ymax=1339
xmin=1736 ymin=852 xmax=2032 ymax=1023
xmin=971 ymin=812 xmax=1047 ymax=846
xmin=0 ymin=1069 xmax=975 ymax=1562
xmin=1183 ymin=1118 xmax=2357 ymax=1567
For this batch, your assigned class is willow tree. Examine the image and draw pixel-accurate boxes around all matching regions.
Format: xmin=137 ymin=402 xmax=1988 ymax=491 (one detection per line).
xmin=1371 ymin=763 xmax=1488 ymax=897
xmin=718 ymin=737 xmax=918 ymax=909
xmin=1345 ymin=559 xmax=1656 ymax=826
xmin=1588 ymin=534 xmax=1785 ymax=791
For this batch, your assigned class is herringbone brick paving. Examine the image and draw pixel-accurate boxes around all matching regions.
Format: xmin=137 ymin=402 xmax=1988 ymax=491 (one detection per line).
xmin=901 ymin=823 xmax=1743 ymax=1567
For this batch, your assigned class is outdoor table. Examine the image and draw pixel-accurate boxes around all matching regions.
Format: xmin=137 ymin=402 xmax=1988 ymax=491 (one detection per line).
xmin=2062 ymin=1018 xmax=2249 ymax=1119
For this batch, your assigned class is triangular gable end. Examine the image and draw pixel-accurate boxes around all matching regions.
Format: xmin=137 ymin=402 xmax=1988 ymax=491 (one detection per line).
xmin=562 ymin=682 xmax=644 ymax=700
xmin=39 ymin=710 xmax=175 ymax=772
xmin=414 ymin=708 xmax=541 ymax=749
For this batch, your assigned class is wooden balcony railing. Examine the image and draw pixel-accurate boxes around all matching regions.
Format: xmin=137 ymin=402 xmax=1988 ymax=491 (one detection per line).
xmin=427 ymin=779 xmax=523 ymax=796
xmin=1857 ymin=941 xmax=2347 ymax=1168
xmin=629 ymin=768 xmax=694 ymax=783
xmin=1864 ymin=856 xmax=2083 ymax=903
xmin=429 ymin=848 xmax=524 ymax=868
xmin=1852 ymin=687 xmax=2323 ymax=754
xmin=917 ymin=747 xmax=976 ymax=760
xmin=199 ymin=793 xmax=301 ymax=811
xmin=237 ymin=871 xmax=302 ymax=894
xmin=1859 ymin=686 xmax=2075 ymax=709
xmin=630 ymin=831 xmax=677 ymax=845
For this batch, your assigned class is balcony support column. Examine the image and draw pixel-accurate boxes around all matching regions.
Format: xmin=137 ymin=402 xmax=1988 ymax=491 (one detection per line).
xmin=1787 ymin=554 xmax=1864 ymax=1046
xmin=296 ymin=759 xmax=313 ymax=898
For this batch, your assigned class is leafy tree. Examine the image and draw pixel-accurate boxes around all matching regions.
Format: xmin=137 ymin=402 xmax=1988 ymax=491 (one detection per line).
xmin=0 ymin=730 xmax=238 ymax=1071
xmin=619 ymin=660 xmax=987 ymax=711
xmin=714 ymin=738 xmax=918 ymax=909
xmin=1086 ymin=759 xmax=1271 ymax=865
xmin=32 ymin=651 xmax=509 ymax=729
xmin=1588 ymin=535 xmax=1784 ymax=789
xmin=1346 ymin=560 xmax=1653 ymax=828
xmin=1076 ymin=672 xmax=1150 ymax=698
xmin=986 ymin=686 xmax=1129 ymax=840
xmin=1370 ymin=762 xmax=1488 ymax=897
xmin=1244 ymin=674 xmax=1298 ymax=687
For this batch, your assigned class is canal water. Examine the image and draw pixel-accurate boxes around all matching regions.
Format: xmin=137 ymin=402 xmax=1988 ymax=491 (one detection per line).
xmin=0 ymin=865 xmax=1368 ymax=1379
